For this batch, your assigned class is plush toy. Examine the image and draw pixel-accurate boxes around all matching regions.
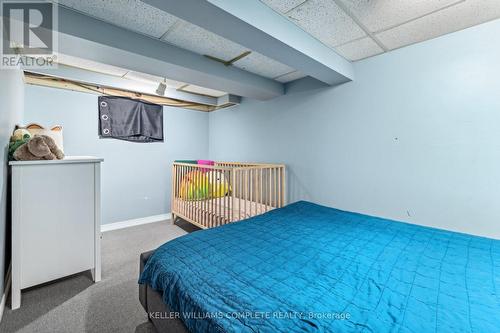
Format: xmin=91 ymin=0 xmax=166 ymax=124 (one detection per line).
xmin=13 ymin=135 xmax=65 ymax=161
xmin=179 ymin=170 xmax=231 ymax=201
xmin=8 ymin=130 xmax=31 ymax=160
xmin=11 ymin=128 xmax=31 ymax=142
xmin=206 ymin=171 xmax=230 ymax=198
xmin=17 ymin=123 xmax=64 ymax=152
xmin=179 ymin=171 xmax=210 ymax=200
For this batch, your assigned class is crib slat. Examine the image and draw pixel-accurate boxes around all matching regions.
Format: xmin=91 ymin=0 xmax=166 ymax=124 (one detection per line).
xmin=231 ymin=170 xmax=235 ymax=222
xmin=250 ymin=169 xmax=254 ymax=217
xmin=239 ymin=170 xmax=242 ymax=221
xmin=204 ymin=170 xmax=208 ymax=227
xmin=181 ymin=165 xmax=184 ymax=218
xmin=268 ymin=168 xmax=272 ymax=211
xmin=217 ymin=170 xmax=221 ymax=226
xmin=282 ymin=166 xmax=286 ymax=206
xmin=274 ymin=167 xmax=277 ymax=208
xmin=197 ymin=168 xmax=200 ymax=225
xmin=211 ymin=169 xmax=214 ymax=227
xmin=191 ymin=166 xmax=194 ymax=223
xmin=243 ymin=169 xmax=247 ymax=219
xmin=188 ymin=165 xmax=192 ymax=222
xmin=226 ymin=169 xmax=229 ymax=224
xmin=278 ymin=167 xmax=282 ymax=207
xmin=260 ymin=168 xmax=263 ymax=213
xmin=182 ymin=165 xmax=184 ymax=217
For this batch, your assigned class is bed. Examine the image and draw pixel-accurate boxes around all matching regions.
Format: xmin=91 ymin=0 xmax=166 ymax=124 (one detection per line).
xmin=172 ymin=162 xmax=286 ymax=229
xmin=139 ymin=201 xmax=500 ymax=332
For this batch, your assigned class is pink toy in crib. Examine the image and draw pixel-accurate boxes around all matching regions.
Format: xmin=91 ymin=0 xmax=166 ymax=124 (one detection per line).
xmin=197 ymin=160 xmax=214 ymax=172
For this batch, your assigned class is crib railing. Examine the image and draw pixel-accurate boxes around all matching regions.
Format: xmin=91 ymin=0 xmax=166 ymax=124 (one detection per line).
xmin=172 ymin=162 xmax=286 ymax=229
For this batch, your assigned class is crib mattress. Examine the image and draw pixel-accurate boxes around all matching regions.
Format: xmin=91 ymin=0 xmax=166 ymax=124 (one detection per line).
xmin=173 ymin=197 xmax=275 ymax=224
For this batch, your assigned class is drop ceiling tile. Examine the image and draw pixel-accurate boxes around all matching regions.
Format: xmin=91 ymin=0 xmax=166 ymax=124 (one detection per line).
xmin=376 ymin=0 xmax=500 ymax=50
xmin=274 ymin=71 xmax=307 ymax=83
xmin=162 ymin=20 xmax=247 ymax=61
xmin=232 ymin=51 xmax=295 ymax=79
xmin=180 ymin=85 xmax=227 ymax=98
xmin=335 ymin=37 xmax=384 ymax=61
xmin=56 ymin=54 xmax=129 ymax=77
xmin=123 ymin=71 xmax=186 ymax=89
xmin=339 ymin=0 xmax=462 ymax=33
xmin=260 ymin=0 xmax=307 ymax=14
xmin=56 ymin=0 xmax=178 ymax=38
xmin=287 ymin=0 xmax=365 ymax=48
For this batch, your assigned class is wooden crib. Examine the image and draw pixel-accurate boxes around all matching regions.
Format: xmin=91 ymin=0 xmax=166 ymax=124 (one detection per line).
xmin=172 ymin=162 xmax=286 ymax=229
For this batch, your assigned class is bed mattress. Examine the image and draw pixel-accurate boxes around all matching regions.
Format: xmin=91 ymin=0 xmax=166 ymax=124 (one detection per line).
xmin=139 ymin=201 xmax=500 ymax=332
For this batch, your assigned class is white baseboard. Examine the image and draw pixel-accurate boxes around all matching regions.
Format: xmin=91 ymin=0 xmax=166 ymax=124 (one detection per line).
xmin=0 ymin=263 xmax=12 ymax=324
xmin=101 ymin=213 xmax=172 ymax=232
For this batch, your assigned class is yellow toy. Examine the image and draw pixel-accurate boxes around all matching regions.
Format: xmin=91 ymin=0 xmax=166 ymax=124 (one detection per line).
xmin=206 ymin=171 xmax=231 ymax=198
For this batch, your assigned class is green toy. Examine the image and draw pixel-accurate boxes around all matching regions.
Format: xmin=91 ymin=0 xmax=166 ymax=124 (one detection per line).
xmin=180 ymin=171 xmax=210 ymax=200
xmin=8 ymin=130 xmax=31 ymax=160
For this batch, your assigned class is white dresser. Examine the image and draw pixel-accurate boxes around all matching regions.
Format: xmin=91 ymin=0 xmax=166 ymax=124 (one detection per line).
xmin=10 ymin=156 xmax=103 ymax=309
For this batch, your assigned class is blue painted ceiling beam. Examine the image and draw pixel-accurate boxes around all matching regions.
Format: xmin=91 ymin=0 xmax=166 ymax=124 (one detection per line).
xmin=53 ymin=7 xmax=283 ymax=100
xmin=143 ymin=0 xmax=355 ymax=85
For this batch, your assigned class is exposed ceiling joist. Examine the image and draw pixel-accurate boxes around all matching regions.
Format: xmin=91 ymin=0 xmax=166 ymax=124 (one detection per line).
xmin=26 ymin=64 xmax=241 ymax=110
xmin=50 ymin=7 xmax=283 ymax=100
xmin=143 ymin=0 xmax=355 ymax=85
xmin=24 ymin=72 xmax=216 ymax=111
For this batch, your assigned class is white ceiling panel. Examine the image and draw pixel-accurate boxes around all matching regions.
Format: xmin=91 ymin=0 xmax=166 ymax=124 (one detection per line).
xmin=180 ymin=84 xmax=227 ymax=98
xmin=335 ymin=37 xmax=384 ymax=61
xmin=123 ymin=71 xmax=186 ymax=89
xmin=287 ymin=0 xmax=366 ymax=48
xmin=260 ymin=0 xmax=307 ymax=14
xmin=162 ymin=20 xmax=247 ymax=61
xmin=274 ymin=70 xmax=307 ymax=83
xmin=232 ymin=51 xmax=295 ymax=79
xmin=56 ymin=54 xmax=129 ymax=77
xmin=339 ymin=0 xmax=462 ymax=33
xmin=56 ymin=0 xmax=178 ymax=38
xmin=376 ymin=0 xmax=500 ymax=50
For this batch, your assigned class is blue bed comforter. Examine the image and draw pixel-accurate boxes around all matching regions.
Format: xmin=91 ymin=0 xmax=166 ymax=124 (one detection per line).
xmin=139 ymin=201 xmax=500 ymax=333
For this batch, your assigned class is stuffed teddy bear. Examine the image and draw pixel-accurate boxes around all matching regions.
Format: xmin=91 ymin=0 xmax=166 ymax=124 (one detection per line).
xmin=8 ymin=129 xmax=31 ymax=160
xmin=13 ymin=134 xmax=65 ymax=161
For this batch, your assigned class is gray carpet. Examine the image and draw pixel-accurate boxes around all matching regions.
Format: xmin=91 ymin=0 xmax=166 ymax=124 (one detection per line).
xmin=0 ymin=219 xmax=199 ymax=333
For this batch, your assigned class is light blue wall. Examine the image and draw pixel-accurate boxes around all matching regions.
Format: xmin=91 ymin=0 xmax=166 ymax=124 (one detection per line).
xmin=0 ymin=69 xmax=24 ymax=301
xmin=209 ymin=19 xmax=500 ymax=239
xmin=25 ymin=85 xmax=209 ymax=225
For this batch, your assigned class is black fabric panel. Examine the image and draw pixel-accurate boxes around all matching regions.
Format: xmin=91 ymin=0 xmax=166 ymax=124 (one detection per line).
xmin=99 ymin=96 xmax=163 ymax=142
